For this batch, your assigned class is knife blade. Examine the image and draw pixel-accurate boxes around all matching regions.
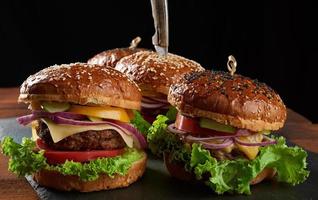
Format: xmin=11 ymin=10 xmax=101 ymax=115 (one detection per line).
xmin=150 ymin=0 xmax=169 ymax=56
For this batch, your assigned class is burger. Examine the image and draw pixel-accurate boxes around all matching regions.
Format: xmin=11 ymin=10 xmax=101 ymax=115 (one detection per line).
xmin=87 ymin=36 xmax=149 ymax=68
xmin=1 ymin=63 xmax=148 ymax=192
xmin=146 ymin=70 xmax=309 ymax=194
xmin=115 ymin=51 xmax=205 ymax=123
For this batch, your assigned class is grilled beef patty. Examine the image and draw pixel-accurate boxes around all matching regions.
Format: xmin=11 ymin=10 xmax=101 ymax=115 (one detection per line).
xmin=36 ymin=121 xmax=126 ymax=151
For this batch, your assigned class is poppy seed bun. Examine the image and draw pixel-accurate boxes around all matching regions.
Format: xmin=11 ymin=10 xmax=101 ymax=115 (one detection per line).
xmin=88 ymin=48 xmax=148 ymax=68
xmin=115 ymin=51 xmax=204 ymax=97
xmin=33 ymin=152 xmax=147 ymax=192
xmin=168 ymin=70 xmax=287 ymax=132
xmin=19 ymin=63 xmax=141 ymax=110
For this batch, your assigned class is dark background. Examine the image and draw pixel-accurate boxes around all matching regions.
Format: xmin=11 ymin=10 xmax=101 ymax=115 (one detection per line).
xmin=0 ymin=1 xmax=317 ymax=122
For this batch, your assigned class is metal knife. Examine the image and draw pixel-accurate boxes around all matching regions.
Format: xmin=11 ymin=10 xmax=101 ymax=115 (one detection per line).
xmin=150 ymin=0 xmax=169 ymax=56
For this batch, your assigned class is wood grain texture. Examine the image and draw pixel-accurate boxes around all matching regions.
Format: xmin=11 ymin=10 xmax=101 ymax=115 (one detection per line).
xmin=0 ymin=155 xmax=39 ymax=200
xmin=0 ymin=87 xmax=317 ymax=199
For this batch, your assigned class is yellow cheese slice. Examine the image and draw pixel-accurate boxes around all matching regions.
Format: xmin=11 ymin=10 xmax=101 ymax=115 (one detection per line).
xmin=41 ymin=119 xmax=134 ymax=148
xmin=32 ymin=127 xmax=39 ymax=141
xmin=69 ymin=105 xmax=131 ymax=122
xmin=29 ymin=121 xmax=40 ymax=141
xmin=236 ymin=134 xmax=263 ymax=160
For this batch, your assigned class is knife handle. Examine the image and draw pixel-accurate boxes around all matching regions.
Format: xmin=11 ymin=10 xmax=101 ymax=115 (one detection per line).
xmin=150 ymin=0 xmax=169 ymax=55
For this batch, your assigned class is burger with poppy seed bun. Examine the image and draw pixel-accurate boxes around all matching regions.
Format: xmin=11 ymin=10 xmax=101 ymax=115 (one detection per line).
xmin=115 ymin=51 xmax=205 ymax=123
xmin=88 ymin=37 xmax=150 ymax=68
xmin=146 ymin=70 xmax=309 ymax=194
xmin=1 ymin=63 xmax=148 ymax=192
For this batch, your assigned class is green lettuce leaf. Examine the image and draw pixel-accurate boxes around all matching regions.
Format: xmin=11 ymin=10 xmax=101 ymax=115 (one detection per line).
xmin=190 ymin=137 xmax=309 ymax=194
xmin=165 ymin=106 xmax=178 ymax=121
xmin=1 ymin=137 xmax=47 ymax=176
xmin=255 ymin=137 xmax=309 ymax=185
xmin=130 ymin=110 xmax=151 ymax=135
xmin=147 ymin=115 xmax=170 ymax=156
xmin=190 ymin=144 xmax=256 ymax=194
xmin=147 ymin=115 xmax=191 ymax=168
xmin=48 ymin=148 xmax=143 ymax=181
xmin=147 ymin=116 xmax=310 ymax=194
xmin=1 ymin=136 xmax=144 ymax=181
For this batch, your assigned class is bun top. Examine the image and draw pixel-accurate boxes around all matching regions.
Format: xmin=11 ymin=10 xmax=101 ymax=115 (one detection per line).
xmin=19 ymin=63 xmax=141 ymax=110
xmin=88 ymin=48 xmax=147 ymax=68
xmin=115 ymin=51 xmax=204 ymax=97
xmin=168 ymin=70 xmax=287 ymax=131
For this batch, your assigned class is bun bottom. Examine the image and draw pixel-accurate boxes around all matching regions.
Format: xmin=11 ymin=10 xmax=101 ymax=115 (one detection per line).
xmin=163 ymin=153 xmax=194 ymax=181
xmin=164 ymin=153 xmax=275 ymax=186
xmin=33 ymin=152 xmax=147 ymax=192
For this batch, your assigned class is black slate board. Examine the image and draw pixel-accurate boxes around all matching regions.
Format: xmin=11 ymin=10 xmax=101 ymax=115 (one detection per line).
xmin=1 ymin=117 xmax=317 ymax=200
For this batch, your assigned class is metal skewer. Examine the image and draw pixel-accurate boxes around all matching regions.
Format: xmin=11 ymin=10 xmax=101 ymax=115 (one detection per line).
xmin=150 ymin=0 xmax=169 ymax=56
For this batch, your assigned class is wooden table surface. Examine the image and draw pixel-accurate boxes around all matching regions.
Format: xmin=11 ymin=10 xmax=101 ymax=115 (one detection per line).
xmin=0 ymin=87 xmax=318 ymax=200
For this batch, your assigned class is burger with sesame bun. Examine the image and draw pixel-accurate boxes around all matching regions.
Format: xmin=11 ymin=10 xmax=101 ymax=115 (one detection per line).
xmin=115 ymin=51 xmax=205 ymax=123
xmin=146 ymin=69 xmax=309 ymax=194
xmin=1 ymin=63 xmax=149 ymax=192
xmin=88 ymin=37 xmax=150 ymax=68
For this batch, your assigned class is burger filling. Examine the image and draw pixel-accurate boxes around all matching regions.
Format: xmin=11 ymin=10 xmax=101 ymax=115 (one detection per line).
xmin=169 ymin=113 xmax=272 ymax=160
xmin=36 ymin=121 xmax=126 ymax=151
xmin=16 ymin=101 xmax=147 ymax=164
xmin=146 ymin=114 xmax=309 ymax=194
xmin=1 ymin=101 xmax=149 ymax=182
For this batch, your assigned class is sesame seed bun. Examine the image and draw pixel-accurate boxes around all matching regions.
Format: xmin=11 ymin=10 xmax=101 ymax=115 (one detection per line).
xmin=88 ymin=48 xmax=148 ymax=68
xmin=87 ymin=37 xmax=149 ymax=68
xmin=168 ymin=70 xmax=287 ymax=132
xmin=19 ymin=63 xmax=141 ymax=110
xmin=115 ymin=51 xmax=204 ymax=98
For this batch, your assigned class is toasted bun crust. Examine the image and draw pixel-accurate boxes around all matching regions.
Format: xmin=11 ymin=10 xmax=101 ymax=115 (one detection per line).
xmin=250 ymin=168 xmax=276 ymax=185
xmin=168 ymin=71 xmax=287 ymax=132
xmin=88 ymin=48 xmax=147 ymax=68
xmin=19 ymin=63 xmax=141 ymax=110
xmin=33 ymin=152 xmax=147 ymax=192
xmin=115 ymin=51 xmax=204 ymax=97
xmin=164 ymin=153 xmax=276 ymax=186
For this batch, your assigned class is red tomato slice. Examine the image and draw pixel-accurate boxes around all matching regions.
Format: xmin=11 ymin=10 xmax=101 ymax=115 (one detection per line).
xmin=175 ymin=113 xmax=232 ymax=137
xmin=36 ymin=139 xmax=125 ymax=164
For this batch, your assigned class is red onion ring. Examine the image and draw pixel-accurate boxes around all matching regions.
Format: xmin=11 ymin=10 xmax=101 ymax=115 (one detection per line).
xmin=16 ymin=111 xmax=147 ymax=149
xmin=141 ymin=96 xmax=170 ymax=109
xmin=167 ymin=123 xmax=233 ymax=149
xmin=167 ymin=123 xmax=188 ymax=135
xmin=167 ymin=123 xmax=276 ymax=149
xmin=234 ymin=136 xmax=277 ymax=146
xmin=141 ymin=98 xmax=158 ymax=104
xmin=235 ymin=129 xmax=253 ymax=136
xmin=16 ymin=114 xmax=37 ymax=126
xmin=51 ymin=116 xmax=109 ymax=126
xmin=46 ymin=116 xmax=147 ymax=149
xmin=186 ymin=134 xmax=236 ymax=141
xmin=200 ymin=139 xmax=234 ymax=150
xmin=17 ymin=111 xmax=87 ymax=126
xmin=141 ymin=102 xmax=167 ymax=109
xmin=142 ymin=96 xmax=169 ymax=104
xmin=110 ymin=120 xmax=147 ymax=149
